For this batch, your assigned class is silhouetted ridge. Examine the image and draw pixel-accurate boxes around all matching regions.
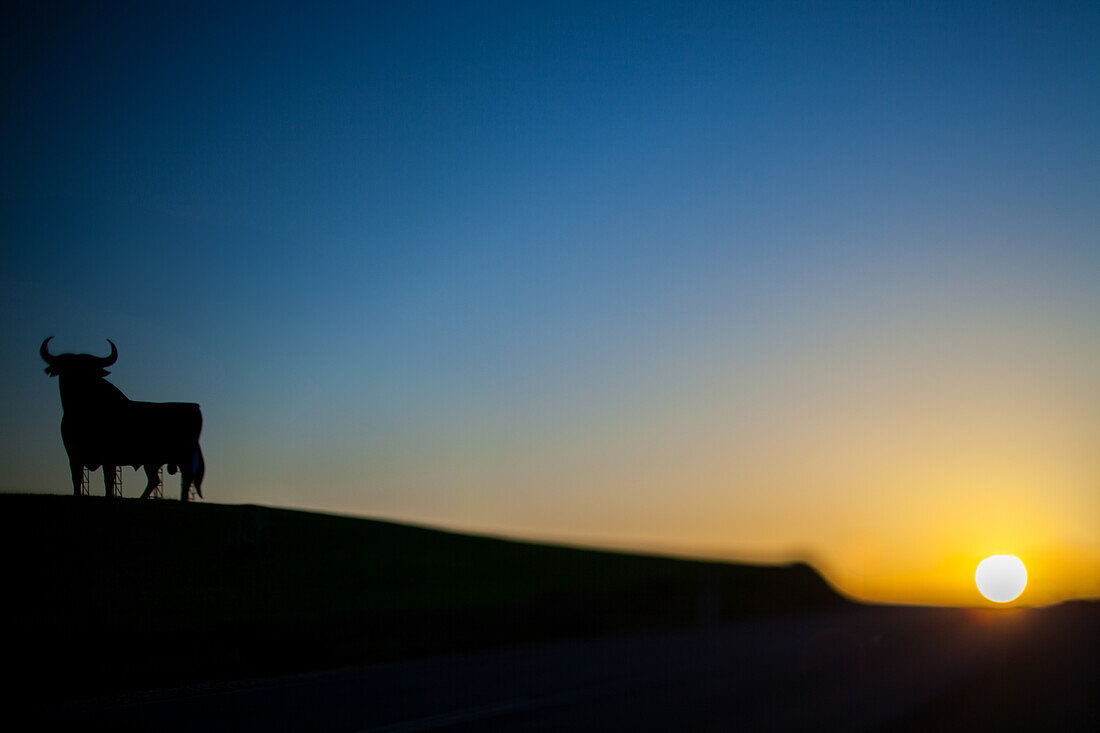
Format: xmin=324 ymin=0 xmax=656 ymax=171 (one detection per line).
xmin=1 ymin=494 xmax=845 ymax=705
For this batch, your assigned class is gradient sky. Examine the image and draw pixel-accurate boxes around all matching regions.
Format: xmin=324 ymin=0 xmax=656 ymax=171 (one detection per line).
xmin=2 ymin=1 xmax=1098 ymax=606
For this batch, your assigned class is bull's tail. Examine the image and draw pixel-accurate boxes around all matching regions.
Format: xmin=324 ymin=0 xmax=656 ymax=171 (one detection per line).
xmin=191 ymin=446 xmax=205 ymax=499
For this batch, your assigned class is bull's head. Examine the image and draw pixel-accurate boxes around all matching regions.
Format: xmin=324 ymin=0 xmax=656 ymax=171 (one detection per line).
xmin=40 ymin=337 xmax=118 ymax=378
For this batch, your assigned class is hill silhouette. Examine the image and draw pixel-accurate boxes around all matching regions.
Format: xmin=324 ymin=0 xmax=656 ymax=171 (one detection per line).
xmin=0 ymin=494 xmax=845 ymax=706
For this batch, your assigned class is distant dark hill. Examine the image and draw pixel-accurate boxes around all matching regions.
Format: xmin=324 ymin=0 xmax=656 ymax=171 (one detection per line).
xmin=0 ymin=493 xmax=846 ymax=705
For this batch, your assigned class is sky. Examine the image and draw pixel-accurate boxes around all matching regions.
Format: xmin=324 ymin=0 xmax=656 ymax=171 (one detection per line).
xmin=2 ymin=0 xmax=1098 ymax=606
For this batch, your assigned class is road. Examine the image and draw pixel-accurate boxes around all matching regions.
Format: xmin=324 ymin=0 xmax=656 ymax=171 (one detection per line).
xmin=47 ymin=603 xmax=1096 ymax=731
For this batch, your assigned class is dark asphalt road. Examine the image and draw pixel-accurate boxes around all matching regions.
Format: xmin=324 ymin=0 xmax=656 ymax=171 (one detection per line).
xmin=47 ymin=603 xmax=1096 ymax=732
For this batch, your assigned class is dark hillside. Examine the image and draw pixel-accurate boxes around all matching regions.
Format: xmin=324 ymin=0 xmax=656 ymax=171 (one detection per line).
xmin=0 ymin=494 xmax=846 ymax=705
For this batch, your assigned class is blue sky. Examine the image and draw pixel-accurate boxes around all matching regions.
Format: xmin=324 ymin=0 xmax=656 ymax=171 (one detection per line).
xmin=2 ymin=1 xmax=1098 ymax=602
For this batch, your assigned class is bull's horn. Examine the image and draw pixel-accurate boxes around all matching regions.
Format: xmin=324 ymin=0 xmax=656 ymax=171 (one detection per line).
xmin=40 ymin=337 xmax=58 ymax=365
xmin=97 ymin=339 xmax=119 ymax=366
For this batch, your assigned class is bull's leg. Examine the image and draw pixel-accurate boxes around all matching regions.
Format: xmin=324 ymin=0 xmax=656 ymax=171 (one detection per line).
xmin=70 ymin=459 xmax=83 ymax=496
xmin=180 ymin=465 xmax=193 ymax=501
xmin=140 ymin=465 xmax=160 ymax=499
xmin=104 ymin=464 xmax=116 ymax=498
xmin=191 ymin=448 xmax=204 ymax=499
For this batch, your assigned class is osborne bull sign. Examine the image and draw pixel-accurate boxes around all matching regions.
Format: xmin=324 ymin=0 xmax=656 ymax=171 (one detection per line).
xmin=40 ymin=337 xmax=205 ymax=500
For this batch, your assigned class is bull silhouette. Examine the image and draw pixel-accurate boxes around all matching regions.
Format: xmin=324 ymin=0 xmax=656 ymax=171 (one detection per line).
xmin=40 ymin=337 xmax=205 ymax=500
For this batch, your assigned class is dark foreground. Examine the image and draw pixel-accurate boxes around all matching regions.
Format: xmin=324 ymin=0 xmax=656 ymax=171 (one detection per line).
xmin=0 ymin=493 xmax=842 ymax=707
xmin=4 ymin=495 xmax=1095 ymax=729
xmin=49 ymin=602 xmax=1097 ymax=732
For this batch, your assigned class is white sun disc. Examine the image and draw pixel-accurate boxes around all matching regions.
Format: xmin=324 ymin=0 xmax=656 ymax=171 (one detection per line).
xmin=975 ymin=555 xmax=1027 ymax=602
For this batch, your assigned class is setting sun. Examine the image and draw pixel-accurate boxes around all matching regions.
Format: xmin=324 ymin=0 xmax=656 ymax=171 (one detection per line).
xmin=975 ymin=555 xmax=1028 ymax=603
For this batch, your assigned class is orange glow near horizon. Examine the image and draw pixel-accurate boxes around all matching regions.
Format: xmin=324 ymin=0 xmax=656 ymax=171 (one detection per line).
xmin=298 ymin=296 xmax=1098 ymax=609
